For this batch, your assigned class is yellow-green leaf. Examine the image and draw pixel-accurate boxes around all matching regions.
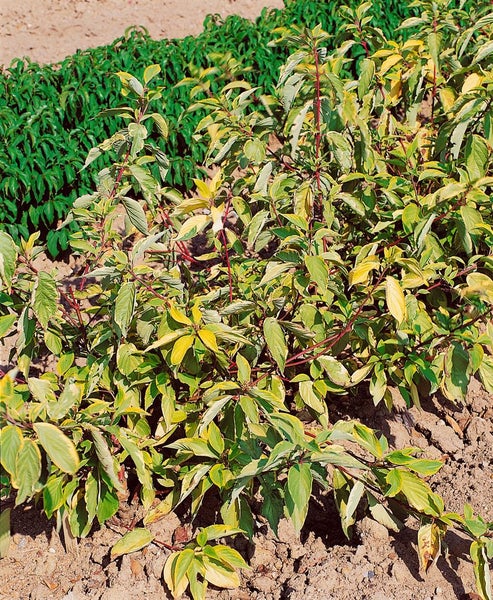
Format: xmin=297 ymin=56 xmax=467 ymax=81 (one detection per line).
xmin=203 ymin=555 xmax=240 ymax=588
xmin=33 ymin=423 xmax=80 ymax=474
xmin=176 ymin=214 xmax=209 ymax=241
xmin=145 ymin=328 xmax=189 ymax=351
xmin=263 ymin=317 xmax=287 ymax=373
xmin=169 ymin=305 xmax=192 ymax=326
xmin=15 ymin=439 xmax=41 ymax=504
xmin=198 ymin=329 xmax=219 ymax=353
xmin=417 ymin=522 xmax=442 ymax=573
xmin=0 ymin=425 xmax=23 ymax=477
xmin=143 ymin=64 xmax=161 ymax=84
xmin=110 ymin=528 xmax=154 ymax=559
xmin=163 ymin=551 xmax=190 ymax=599
xmin=0 ymin=231 xmax=17 ymax=291
xmin=171 ymin=334 xmax=195 ymax=365
xmin=386 ymin=276 xmax=407 ymax=323
xmin=349 ymin=257 xmax=379 ymax=286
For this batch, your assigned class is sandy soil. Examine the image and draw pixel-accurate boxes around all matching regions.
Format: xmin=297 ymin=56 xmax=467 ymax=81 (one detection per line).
xmin=0 ymin=0 xmax=284 ymax=66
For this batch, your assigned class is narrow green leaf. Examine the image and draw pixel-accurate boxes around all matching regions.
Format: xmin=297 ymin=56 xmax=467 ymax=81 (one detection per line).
xmin=465 ymin=135 xmax=489 ymax=181
xmin=263 ymin=317 xmax=287 ymax=373
xmin=89 ymin=428 xmax=124 ymax=493
xmin=114 ymin=281 xmax=136 ymax=337
xmin=470 ymin=541 xmax=492 ymax=600
xmin=121 ymin=197 xmax=148 ymax=235
xmin=305 ymin=255 xmax=329 ymax=292
xmin=32 ymin=271 xmax=57 ymax=329
xmin=15 ymin=439 xmax=41 ymax=504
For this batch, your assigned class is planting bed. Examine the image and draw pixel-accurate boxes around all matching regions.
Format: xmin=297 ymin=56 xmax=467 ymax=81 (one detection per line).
xmin=1 ymin=2 xmax=492 ymax=600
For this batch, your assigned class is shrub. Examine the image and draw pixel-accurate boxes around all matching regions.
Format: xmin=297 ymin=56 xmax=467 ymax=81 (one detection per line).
xmin=1 ymin=1 xmax=493 ymax=598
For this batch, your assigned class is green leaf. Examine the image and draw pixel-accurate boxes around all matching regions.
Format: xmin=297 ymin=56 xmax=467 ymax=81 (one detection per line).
xmin=163 ymin=551 xmax=189 ymax=599
xmin=342 ymin=480 xmax=365 ymax=533
xmin=385 ymin=469 xmax=443 ymax=516
xmin=305 ymin=255 xmax=329 ymax=292
xmin=143 ymin=64 xmax=161 ymax=84
xmin=357 ymin=58 xmax=375 ymax=100
xmin=33 ymin=423 xmax=80 ymax=474
xmin=386 ymin=276 xmax=407 ymax=323
xmin=32 ymin=271 xmax=57 ymax=329
xmin=172 ymin=548 xmax=195 ymax=588
xmin=128 ymin=123 xmax=148 ymax=156
xmin=48 ymin=380 xmax=82 ymax=420
xmin=285 ymin=462 xmax=312 ymax=533
xmin=263 ymin=317 xmax=287 ymax=373
xmin=236 ymin=354 xmax=251 ymax=384
xmin=150 ymin=113 xmax=169 ymax=139
xmin=385 ymin=451 xmax=442 ymax=476
xmin=465 ymin=135 xmax=489 ymax=181
xmin=470 ymin=540 xmax=492 ymax=600
xmin=211 ymin=545 xmax=249 ymax=570
xmin=114 ymin=429 xmax=154 ymax=507
xmin=244 ymin=138 xmax=265 ymax=163
xmin=0 ymin=314 xmax=16 ymax=338
xmin=15 ymin=439 xmax=41 ymax=504
xmin=110 ymin=528 xmax=154 ymax=559
xmin=28 ymin=376 xmax=56 ymax=403
xmin=82 ymin=146 xmax=102 ymax=170
xmin=121 ymin=197 xmax=148 ymax=235
xmin=202 ymin=553 xmax=240 ymax=588
xmin=299 ymin=380 xmax=325 ymax=414
xmin=114 ymin=281 xmax=136 ymax=337
xmin=318 ymin=356 xmax=350 ymax=387
xmin=89 ymin=428 xmax=125 ymax=493
xmin=128 ymin=165 xmax=158 ymax=199
xmin=0 ymin=425 xmax=24 ymax=477
xmin=366 ymin=492 xmax=401 ymax=532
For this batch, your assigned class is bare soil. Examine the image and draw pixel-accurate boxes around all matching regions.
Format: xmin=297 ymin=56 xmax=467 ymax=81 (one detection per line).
xmin=0 ymin=0 xmax=284 ymax=66
xmin=1 ymin=1 xmax=492 ymax=599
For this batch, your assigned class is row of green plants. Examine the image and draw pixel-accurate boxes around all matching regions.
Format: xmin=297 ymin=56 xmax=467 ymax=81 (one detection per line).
xmin=1 ymin=0 xmax=476 ymax=255
xmin=1 ymin=0 xmax=493 ymax=598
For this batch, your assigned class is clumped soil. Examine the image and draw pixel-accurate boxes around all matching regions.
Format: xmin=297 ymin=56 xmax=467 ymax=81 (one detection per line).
xmin=1 ymin=1 xmax=492 ymax=599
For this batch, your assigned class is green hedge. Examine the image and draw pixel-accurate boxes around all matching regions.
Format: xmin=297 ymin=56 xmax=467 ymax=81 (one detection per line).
xmin=0 ymin=0 xmax=475 ymax=255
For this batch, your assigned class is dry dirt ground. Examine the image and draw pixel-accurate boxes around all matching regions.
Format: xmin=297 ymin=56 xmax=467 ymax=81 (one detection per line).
xmin=1 ymin=1 xmax=493 ymax=599
xmin=0 ymin=0 xmax=284 ymax=66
